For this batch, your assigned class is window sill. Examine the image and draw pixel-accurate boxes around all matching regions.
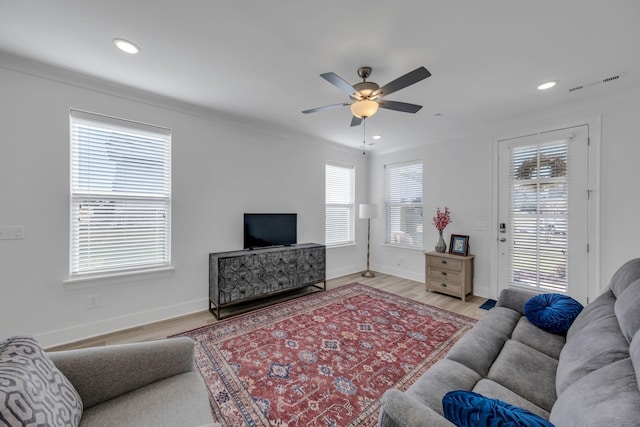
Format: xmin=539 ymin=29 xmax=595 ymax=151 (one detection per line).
xmin=326 ymin=242 xmax=356 ymax=249
xmin=382 ymin=243 xmax=424 ymax=252
xmin=64 ymin=265 xmax=175 ymax=289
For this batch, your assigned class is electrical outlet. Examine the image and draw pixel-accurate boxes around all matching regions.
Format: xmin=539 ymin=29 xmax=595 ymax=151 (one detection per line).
xmin=88 ymin=295 xmax=99 ymax=309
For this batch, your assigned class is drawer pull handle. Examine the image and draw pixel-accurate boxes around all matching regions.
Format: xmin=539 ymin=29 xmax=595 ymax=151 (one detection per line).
xmin=441 ymin=272 xmax=447 ymax=276
xmin=440 ymin=283 xmax=447 ymax=287
xmin=440 ymin=260 xmax=448 ymax=264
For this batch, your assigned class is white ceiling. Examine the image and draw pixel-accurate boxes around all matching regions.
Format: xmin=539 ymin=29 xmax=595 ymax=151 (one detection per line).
xmin=1 ymin=1 xmax=639 ymax=152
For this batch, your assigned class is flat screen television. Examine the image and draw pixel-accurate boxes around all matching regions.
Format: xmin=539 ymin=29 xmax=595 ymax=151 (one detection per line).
xmin=244 ymin=213 xmax=297 ymax=249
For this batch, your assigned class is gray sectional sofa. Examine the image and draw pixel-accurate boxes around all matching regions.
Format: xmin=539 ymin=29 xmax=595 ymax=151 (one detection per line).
xmin=378 ymin=258 xmax=640 ymax=426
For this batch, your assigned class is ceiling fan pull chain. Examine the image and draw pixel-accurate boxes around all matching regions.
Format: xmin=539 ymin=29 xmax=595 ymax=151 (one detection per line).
xmin=362 ymin=118 xmax=367 ymax=156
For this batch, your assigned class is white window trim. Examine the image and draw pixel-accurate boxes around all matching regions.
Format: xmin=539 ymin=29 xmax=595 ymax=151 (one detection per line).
xmin=325 ymin=161 xmax=355 ymax=247
xmin=384 ymin=160 xmax=424 ymax=250
xmin=69 ymin=109 xmax=172 ymax=281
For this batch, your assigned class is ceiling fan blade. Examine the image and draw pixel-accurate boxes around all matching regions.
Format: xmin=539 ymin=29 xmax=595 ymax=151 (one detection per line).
xmin=371 ymin=66 xmax=431 ymax=98
xmin=378 ymin=100 xmax=423 ymax=113
xmin=302 ymin=102 xmax=350 ymax=114
xmin=320 ymin=72 xmax=357 ymax=96
xmin=350 ymin=116 xmax=363 ymax=127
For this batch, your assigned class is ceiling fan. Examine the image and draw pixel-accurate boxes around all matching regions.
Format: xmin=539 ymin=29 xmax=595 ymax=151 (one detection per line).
xmin=302 ymin=66 xmax=431 ymax=126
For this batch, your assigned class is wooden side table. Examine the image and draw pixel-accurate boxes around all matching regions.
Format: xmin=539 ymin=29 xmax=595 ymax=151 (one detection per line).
xmin=425 ymin=251 xmax=474 ymax=301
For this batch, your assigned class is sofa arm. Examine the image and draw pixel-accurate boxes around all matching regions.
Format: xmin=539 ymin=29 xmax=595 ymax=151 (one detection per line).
xmin=47 ymin=337 xmax=197 ymax=409
xmin=378 ymin=389 xmax=456 ymax=427
xmin=495 ymin=288 xmax=538 ymax=314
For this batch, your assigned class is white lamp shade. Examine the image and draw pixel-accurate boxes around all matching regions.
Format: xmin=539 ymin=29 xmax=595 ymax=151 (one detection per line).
xmin=359 ymin=204 xmax=378 ymax=219
xmin=350 ymin=100 xmax=379 ymax=119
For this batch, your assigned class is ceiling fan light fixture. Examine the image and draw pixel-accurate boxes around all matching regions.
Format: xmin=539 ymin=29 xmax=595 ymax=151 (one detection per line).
xmin=353 ymin=81 xmax=380 ymax=98
xmin=351 ymin=100 xmax=379 ymax=119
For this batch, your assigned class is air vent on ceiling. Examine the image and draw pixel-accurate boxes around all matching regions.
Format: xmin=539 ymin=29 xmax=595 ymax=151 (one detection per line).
xmin=568 ymin=74 xmax=622 ymax=93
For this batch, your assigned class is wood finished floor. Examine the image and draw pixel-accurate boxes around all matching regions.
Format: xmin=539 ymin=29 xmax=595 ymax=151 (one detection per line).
xmin=48 ymin=272 xmax=488 ymax=352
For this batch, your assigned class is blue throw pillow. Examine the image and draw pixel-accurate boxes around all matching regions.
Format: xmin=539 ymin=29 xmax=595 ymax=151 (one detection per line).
xmin=524 ymin=293 xmax=583 ymax=335
xmin=443 ymin=390 xmax=554 ymax=427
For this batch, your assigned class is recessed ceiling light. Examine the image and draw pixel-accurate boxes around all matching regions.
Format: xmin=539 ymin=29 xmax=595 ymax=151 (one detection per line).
xmin=372 ymin=135 xmax=381 ymax=140
xmin=537 ymin=81 xmax=556 ymax=90
xmin=113 ymin=38 xmax=140 ymax=54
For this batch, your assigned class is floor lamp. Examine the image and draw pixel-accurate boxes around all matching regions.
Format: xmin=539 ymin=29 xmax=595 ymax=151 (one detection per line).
xmin=359 ymin=204 xmax=378 ymax=278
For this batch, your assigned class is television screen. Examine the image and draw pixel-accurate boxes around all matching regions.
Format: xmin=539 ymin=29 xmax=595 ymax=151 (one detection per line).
xmin=244 ymin=213 xmax=297 ymax=249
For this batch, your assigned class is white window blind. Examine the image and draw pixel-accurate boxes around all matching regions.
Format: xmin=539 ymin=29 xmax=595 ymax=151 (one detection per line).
xmin=325 ymin=162 xmax=355 ymax=246
xmin=509 ymin=141 xmax=569 ymax=292
xmin=385 ymin=161 xmax=423 ymax=248
xmin=70 ymin=110 xmax=171 ymax=277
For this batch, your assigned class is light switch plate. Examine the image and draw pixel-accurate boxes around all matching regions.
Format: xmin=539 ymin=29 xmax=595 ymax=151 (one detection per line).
xmin=474 ymin=221 xmax=488 ymax=231
xmin=0 ymin=226 xmax=24 ymax=240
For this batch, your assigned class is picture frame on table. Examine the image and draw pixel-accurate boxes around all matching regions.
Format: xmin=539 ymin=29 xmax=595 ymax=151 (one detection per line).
xmin=449 ymin=234 xmax=470 ymax=256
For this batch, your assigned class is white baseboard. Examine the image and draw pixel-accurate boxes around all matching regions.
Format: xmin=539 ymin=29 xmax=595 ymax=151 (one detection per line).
xmin=372 ymin=263 xmax=423 ymax=283
xmin=327 ymin=265 xmax=362 ymax=280
xmin=36 ymin=298 xmax=209 ymax=349
xmin=472 ymin=284 xmax=491 ymax=299
xmin=38 ymin=270 xmax=488 ymax=349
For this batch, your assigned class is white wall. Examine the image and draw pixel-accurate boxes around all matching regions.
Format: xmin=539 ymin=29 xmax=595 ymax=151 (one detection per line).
xmin=368 ymin=87 xmax=640 ymax=300
xmin=0 ymin=57 xmax=369 ymax=347
xmin=367 ymin=134 xmax=493 ymax=297
xmin=3 ymin=53 xmax=640 ymax=347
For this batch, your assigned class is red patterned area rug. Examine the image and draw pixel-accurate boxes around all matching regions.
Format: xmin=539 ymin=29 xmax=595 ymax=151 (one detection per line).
xmin=174 ymin=283 xmax=476 ymax=426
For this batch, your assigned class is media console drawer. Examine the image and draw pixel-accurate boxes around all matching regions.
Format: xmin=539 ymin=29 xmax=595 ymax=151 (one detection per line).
xmin=425 ymin=251 xmax=474 ymax=301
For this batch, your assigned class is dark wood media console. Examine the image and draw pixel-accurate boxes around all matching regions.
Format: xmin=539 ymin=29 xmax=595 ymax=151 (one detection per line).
xmin=208 ymin=243 xmax=326 ymax=319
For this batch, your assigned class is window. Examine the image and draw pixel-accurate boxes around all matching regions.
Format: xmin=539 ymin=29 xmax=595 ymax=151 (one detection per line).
xmin=385 ymin=161 xmax=423 ymax=248
xmin=69 ymin=110 xmax=171 ymax=278
xmin=325 ymin=161 xmax=355 ymax=246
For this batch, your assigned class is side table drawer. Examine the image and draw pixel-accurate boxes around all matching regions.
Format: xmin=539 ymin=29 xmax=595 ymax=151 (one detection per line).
xmin=428 ymin=256 xmax=462 ymax=271
xmin=428 ymin=267 xmax=462 ymax=283
xmin=427 ymin=280 xmax=462 ymax=297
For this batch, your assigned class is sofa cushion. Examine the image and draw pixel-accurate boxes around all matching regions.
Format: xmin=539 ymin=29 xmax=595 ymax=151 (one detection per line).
xmin=566 ymin=290 xmax=615 ymax=340
xmin=555 ymin=308 xmax=629 ymax=394
xmin=487 ymin=340 xmax=557 ymax=411
xmin=445 ymin=307 xmax=521 ymax=377
xmin=0 ymin=336 xmax=83 ymax=427
xmin=78 ymin=371 xmax=213 ymax=427
xmin=379 ymin=389 xmax=456 ymax=427
xmin=511 ymin=317 xmax=565 ymax=360
xmin=524 ymin=294 xmax=583 ymax=335
xmin=614 ymin=279 xmax=640 ymax=343
xmin=609 ymin=258 xmax=640 ymax=297
xmin=472 ymin=379 xmax=549 ymax=420
xmin=442 ymin=390 xmax=553 ymax=427
xmin=550 ymin=358 xmax=640 ymax=427
xmin=406 ymin=359 xmax=481 ymax=417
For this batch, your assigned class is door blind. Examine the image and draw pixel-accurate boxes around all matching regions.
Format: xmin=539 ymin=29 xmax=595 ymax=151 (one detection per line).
xmin=70 ymin=110 xmax=171 ymax=276
xmin=509 ymin=140 xmax=569 ymax=292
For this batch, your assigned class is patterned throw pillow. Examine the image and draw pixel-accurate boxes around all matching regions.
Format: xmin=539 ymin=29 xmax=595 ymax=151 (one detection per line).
xmin=524 ymin=293 xmax=584 ymax=335
xmin=443 ymin=390 xmax=554 ymax=427
xmin=0 ymin=336 xmax=83 ymax=426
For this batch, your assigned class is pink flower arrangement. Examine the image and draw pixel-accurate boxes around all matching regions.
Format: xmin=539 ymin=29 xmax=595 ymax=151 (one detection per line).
xmin=433 ymin=207 xmax=451 ymax=231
